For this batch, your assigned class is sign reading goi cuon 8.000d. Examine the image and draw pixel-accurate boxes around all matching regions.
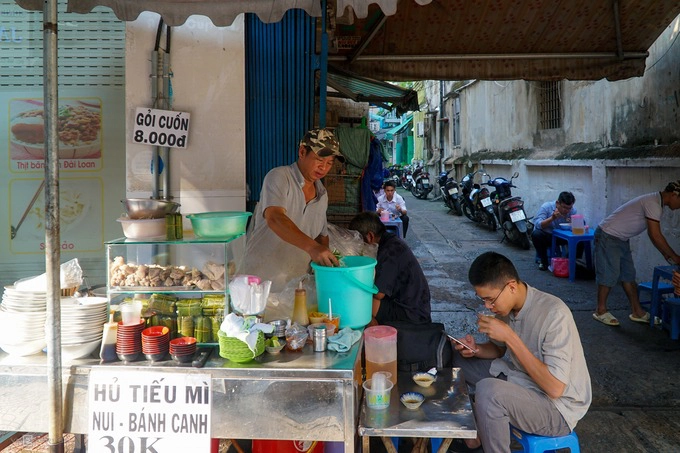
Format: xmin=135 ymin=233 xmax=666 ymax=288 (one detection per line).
xmin=133 ymin=108 xmax=190 ymax=149
xmin=88 ymin=369 xmax=211 ymax=452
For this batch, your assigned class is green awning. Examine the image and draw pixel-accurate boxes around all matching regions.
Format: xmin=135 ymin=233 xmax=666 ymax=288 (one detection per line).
xmin=384 ymin=116 xmax=413 ymax=139
xmin=327 ymin=66 xmax=419 ymax=116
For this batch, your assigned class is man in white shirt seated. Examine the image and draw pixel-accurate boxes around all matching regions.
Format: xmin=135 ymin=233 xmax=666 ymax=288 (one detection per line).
xmin=376 ymin=180 xmax=410 ymax=238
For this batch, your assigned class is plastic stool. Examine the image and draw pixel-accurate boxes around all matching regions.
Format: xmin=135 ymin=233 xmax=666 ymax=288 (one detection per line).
xmin=393 ymin=437 xmax=445 ymax=451
xmin=510 ymin=425 xmax=580 ymax=453
xmin=637 ymin=281 xmax=674 ymax=309
xmin=663 ymin=297 xmax=680 ymax=340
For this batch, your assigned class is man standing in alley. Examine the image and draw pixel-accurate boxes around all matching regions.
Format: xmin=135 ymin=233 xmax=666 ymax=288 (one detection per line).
xmin=592 ymin=180 xmax=680 ymax=327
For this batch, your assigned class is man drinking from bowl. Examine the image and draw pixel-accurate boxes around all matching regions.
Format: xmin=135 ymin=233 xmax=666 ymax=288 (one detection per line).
xmin=531 ymin=191 xmax=582 ymax=271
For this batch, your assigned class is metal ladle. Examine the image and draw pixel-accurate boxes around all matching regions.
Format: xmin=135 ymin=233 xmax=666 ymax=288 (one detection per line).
xmin=11 ymin=179 xmax=45 ymax=240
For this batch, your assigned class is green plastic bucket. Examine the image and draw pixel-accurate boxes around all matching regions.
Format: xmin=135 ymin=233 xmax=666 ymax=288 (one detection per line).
xmin=311 ymin=256 xmax=378 ymax=329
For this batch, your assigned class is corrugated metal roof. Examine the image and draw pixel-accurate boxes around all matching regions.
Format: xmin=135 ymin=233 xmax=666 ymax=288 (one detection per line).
xmin=17 ymin=0 xmax=680 ymax=80
xmin=384 ymin=115 xmax=413 ymax=139
xmin=327 ymin=66 xmax=419 ymax=115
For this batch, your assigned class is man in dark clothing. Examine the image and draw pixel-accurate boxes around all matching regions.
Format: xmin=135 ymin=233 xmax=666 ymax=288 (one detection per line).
xmin=349 ymin=211 xmax=431 ymax=326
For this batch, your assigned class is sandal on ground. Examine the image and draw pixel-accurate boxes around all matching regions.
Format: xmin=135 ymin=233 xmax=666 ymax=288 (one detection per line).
xmin=593 ymin=312 xmax=620 ymax=326
xmin=629 ymin=312 xmax=662 ymax=325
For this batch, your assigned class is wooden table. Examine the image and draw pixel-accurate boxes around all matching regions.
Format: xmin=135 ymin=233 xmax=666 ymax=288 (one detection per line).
xmin=551 ymin=228 xmax=594 ymax=282
xmin=358 ymin=368 xmax=477 ymax=453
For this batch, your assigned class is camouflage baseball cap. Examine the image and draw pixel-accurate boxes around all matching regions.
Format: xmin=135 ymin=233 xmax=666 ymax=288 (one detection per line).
xmin=665 ymin=180 xmax=680 ymax=195
xmin=299 ymin=128 xmax=344 ymax=162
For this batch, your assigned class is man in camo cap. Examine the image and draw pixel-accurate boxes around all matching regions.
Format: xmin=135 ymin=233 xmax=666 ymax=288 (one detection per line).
xmin=593 ymin=180 xmax=680 ymax=327
xmin=240 ymin=128 xmax=345 ymax=291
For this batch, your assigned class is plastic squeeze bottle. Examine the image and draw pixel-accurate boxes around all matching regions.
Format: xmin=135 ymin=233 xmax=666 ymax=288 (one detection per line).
xmin=292 ymin=280 xmax=309 ymax=326
xmin=99 ymin=313 xmax=118 ymax=363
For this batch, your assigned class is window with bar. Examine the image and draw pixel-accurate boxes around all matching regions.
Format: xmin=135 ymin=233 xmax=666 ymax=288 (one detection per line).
xmin=538 ymin=81 xmax=562 ymax=130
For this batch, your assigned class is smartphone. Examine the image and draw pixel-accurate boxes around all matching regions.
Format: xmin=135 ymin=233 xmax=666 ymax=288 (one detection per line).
xmin=446 ymin=334 xmax=477 ymax=353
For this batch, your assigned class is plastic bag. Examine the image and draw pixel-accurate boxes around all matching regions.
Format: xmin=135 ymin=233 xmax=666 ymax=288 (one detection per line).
xmin=229 ymin=275 xmax=271 ymax=316
xmin=14 ymin=258 xmax=83 ymax=291
xmin=328 ymin=223 xmax=377 ymax=259
xmin=263 ymin=274 xmax=317 ymax=323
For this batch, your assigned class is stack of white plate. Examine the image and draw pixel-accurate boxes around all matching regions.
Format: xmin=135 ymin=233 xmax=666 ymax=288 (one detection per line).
xmin=60 ymin=296 xmax=109 ymax=360
xmin=0 ymin=286 xmax=48 ymax=356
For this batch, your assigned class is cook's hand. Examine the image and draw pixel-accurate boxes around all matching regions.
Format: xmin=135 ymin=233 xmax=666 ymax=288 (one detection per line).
xmin=309 ymin=245 xmax=339 ymax=267
xmin=477 ymin=314 xmax=511 ymax=342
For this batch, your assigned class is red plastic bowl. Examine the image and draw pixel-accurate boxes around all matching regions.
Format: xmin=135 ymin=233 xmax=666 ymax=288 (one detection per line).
xmin=170 ymin=337 xmax=197 ymax=347
xmin=142 ymin=326 xmax=170 ymax=338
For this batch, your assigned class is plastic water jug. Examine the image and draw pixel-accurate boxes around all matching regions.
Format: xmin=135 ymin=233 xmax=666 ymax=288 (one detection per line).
xmin=364 ymin=325 xmax=398 ymax=383
xmin=571 ymin=214 xmax=585 ymax=235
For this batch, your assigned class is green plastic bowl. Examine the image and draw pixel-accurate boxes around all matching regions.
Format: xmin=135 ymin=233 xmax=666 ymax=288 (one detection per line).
xmin=186 ymin=211 xmax=252 ymax=238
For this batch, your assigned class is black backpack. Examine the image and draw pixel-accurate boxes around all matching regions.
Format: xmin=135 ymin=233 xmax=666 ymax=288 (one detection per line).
xmin=383 ymin=321 xmax=453 ymax=372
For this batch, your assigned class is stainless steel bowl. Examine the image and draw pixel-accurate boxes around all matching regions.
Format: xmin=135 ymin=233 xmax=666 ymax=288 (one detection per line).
xmin=121 ymin=198 xmax=180 ymax=219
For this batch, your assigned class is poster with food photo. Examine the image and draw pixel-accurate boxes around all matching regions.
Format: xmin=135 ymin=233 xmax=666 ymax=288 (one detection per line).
xmin=9 ymin=177 xmax=104 ymax=254
xmin=9 ymin=97 xmax=103 ymax=162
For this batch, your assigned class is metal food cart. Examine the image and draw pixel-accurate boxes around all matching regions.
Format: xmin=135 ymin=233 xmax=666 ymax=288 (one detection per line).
xmin=0 ymin=341 xmax=362 ymax=452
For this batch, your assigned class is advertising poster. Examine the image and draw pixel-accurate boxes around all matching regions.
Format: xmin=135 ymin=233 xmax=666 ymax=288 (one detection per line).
xmin=0 ymin=3 xmax=126 ymax=286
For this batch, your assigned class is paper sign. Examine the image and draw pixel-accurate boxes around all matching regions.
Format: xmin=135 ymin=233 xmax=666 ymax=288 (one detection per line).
xmin=88 ymin=369 xmax=211 ymax=452
xmin=133 ymin=107 xmax=190 ymax=149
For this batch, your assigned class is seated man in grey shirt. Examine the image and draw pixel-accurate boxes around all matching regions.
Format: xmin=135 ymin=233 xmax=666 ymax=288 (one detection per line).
xmin=451 ymin=252 xmax=591 ymax=453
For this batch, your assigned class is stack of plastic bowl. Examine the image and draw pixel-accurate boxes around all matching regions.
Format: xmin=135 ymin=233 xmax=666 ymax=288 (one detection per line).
xmin=59 ymin=296 xmax=108 ymax=360
xmin=169 ymin=337 xmax=197 ymax=363
xmin=115 ymin=319 xmax=146 ymax=362
xmin=0 ymin=286 xmax=47 ymax=356
xmin=141 ymin=326 xmax=170 ymax=362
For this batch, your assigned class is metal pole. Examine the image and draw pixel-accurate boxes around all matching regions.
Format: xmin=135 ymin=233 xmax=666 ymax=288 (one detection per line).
xmin=43 ymin=0 xmax=64 ymax=452
xmin=319 ymin=0 xmax=328 ymax=127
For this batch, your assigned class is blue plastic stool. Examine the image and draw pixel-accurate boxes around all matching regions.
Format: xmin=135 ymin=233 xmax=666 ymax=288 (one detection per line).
xmin=662 ymin=297 xmax=680 ymax=340
xmin=392 ymin=437 xmax=445 ymax=452
xmin=637 ymin=281 xmax=674 ymax=309
xmin=510 ymin=425 xmax=580 ymax=453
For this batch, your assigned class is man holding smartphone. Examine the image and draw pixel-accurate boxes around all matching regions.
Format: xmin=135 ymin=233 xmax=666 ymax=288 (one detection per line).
xmin=450 ymin=252 xmax=591 ymax=453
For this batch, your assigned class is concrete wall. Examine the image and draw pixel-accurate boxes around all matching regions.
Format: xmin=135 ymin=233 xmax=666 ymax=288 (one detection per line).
xmin=480 ymin=159 xmax=680 ymax=282
xmin=456 ymin=16 xmax=680 ymax=155
xmin=125 ymin=13 xmax=246 ymax=219
xmin=432 ymin=16 xmax=680 ymax=281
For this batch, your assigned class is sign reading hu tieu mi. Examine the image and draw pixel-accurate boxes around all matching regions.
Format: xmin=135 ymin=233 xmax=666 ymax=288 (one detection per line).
xmin=88 ymin=369 xmax=211 ymax=452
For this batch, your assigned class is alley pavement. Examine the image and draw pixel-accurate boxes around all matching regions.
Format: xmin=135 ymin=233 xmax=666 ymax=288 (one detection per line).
xmin=402 ymin=188 xmax=680 ymax=453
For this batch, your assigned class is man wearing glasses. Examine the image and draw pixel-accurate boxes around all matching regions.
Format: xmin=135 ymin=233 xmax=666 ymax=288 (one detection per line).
xmin=451 ymin=252 xmax=591 ymax=453
xmin=531 ymin=191 xmax=580 ymax=271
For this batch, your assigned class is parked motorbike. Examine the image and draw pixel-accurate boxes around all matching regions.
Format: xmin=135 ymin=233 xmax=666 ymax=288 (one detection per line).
xmin=469 ymin=173 xmax=498 ymax=231
xmin=437 ymin=170 xmax=463 ymax=215
xmin=387 ymin=164 xmax=403 ymax=185
xmin=460 ymin=169 xmax=482 ymax=221
xmin=486 ymin=171 xmax=532 ymax=249
xmin=400 ymin=165 xmax=414 ymax=190
xmin=410 ymin=165 xmax=434 ymax=199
